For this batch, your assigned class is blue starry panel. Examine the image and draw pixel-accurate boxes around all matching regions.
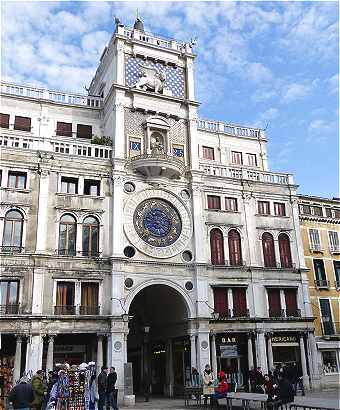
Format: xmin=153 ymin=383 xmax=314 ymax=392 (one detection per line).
xmin=130 ymin=141 xmax=141 ymax=150
xmin=173 ymin=147 xmax=184 ymax=157
xmin=126 ymin=57 xmax=185 ymax=98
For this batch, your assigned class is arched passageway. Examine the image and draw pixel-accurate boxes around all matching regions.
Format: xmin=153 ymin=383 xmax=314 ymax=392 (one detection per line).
xmin=127 ymin=284 xmax=190 ymax=397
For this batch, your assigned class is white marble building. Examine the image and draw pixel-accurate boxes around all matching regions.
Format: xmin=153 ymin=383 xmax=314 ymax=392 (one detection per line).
xmin=0 ymin=17 xmax=321 ymax=402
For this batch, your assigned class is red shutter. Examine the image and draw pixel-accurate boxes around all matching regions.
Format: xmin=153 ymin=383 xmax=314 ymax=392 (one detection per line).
xmin=56 ymin=121 xmax=72 ymax=137
xmin=77 ymin=124 xmax=92 ymax=139
xmin=284 ymin=289 xmax=297 ymax=315
xmin=232 ymin=287 xmax=247 ymax=316
xmin=14 ymin=116 xmax=31 ymax=131
xmin=210 ymin=228 xmax=225 ymax=265
xmin=279 ymin=233 xmax=292 ymax=268
xmin=208 ymin=196 xmax=220 ymax=209
xmin=262 ymin=233 xmax=276 ymax=267
xmin=228 ymin=229 xmax=242 ymax=266
xmin=0 ymin=113 xmax=10 ymax=128
xmin=268 ymin=288 xmax=281 ymax=316
xmin=213 ymin=288 xmax=228 ymax=314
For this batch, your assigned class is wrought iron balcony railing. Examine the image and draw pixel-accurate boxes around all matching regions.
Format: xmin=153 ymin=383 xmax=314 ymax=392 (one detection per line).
xmin=335 ymin=280 xmax=340 ymax=289
xmin=314 ymin=279 xmax=330 ymax=289
xmin=269 ymin=309 xmax=285 ymax=318
xmin=54 ymin=305 xmax=76 ymax=315
xmin=79 ymin=305 xmax=100 ymax=315
xmin=232 ymin=308 xmax=250 ymax=318
xmin=286 ymin=309 xmax=301 ymax=318
xmin=0 ymin=246 xmax=24 ymax=254
xmin=321 ymin=318 xmax=340 ymax=336
xmin=0 ymin=304 xmax=20 ymax=314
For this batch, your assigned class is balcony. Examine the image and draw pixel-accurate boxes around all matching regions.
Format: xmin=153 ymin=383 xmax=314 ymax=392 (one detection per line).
xmin=315 ymin=279 xmax=330 ymax=289
xmin=321 ymin=319 xmax=340 ymax=336
xmin=0 ymin=246 xmax=24 ymax=254
xmin=335 ymin=280 xmax=340 ymax=289
xmin=329 ymin=244 xmax=340 ymax=254
xmin=269 ymin=309 xmax=285 ymax=318
xmin=212 ymin=309 xmax=250 ymax=320
xmin=286 ymin=309 xmax=301 ymax=318
xmin=310 ymin=244 xmax=323 ymax=253
xmin=79 ymin=305 xmax=100 ymax=315
xmin=199 ymin=163 xmax=294 ymax=185
xmin=264 ymin=262 xmax=296 ymax=270
xmin=0 ymin=304 xmax=20 ymax=314
xmin=54 ymin=305 xmax=76 ymax=315
xmin=130 ymin=152 xmax=186 ymax=179
xmin=211 ymin=260 xmax=246 ymax=269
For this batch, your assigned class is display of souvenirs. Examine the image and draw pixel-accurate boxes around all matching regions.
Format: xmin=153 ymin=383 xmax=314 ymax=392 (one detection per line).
xmin=0 ymin=356 xmax=14 ymax=410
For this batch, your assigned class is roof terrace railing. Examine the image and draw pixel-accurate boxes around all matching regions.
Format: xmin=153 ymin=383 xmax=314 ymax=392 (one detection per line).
xmin=197 ymin=119 xmax=263 ymax=139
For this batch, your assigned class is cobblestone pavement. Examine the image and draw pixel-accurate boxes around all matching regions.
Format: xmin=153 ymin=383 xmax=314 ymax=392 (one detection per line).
xmin=120 ymin=389 xmax=340 ymax=409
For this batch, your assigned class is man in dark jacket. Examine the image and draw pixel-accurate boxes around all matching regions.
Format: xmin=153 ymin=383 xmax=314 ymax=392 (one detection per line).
xmin=8 ymin=378 xmax=34 ymax=410
xmin=107 ymin=367 xmax=118 ymax=410
xmin=97 ymin=366 xmax=108 ymax=410
xmin=277 ymin=374 xmax=294 ymax=404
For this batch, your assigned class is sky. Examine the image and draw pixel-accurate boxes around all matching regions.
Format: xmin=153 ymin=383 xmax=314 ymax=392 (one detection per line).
xmin=1 ymin=1 xmax=339 ymax=198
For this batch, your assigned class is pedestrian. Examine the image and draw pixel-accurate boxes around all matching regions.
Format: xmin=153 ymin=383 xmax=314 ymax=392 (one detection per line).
xmin=211 ymin=371 xmax=229 ymax=406
xmin=277 ymin=373 xmax=294 ymax=406
xmin=89 ymin=375 xmax=99 ymax=410
xmin=254 ymin=367 xmax=265 ymax=393
xmin=202 ymin=364 xmax=214 ymax=406
xmin=31 ymin=370 xmax=47 ymax=410
xmin=191 ymin=367 xmax=200 ymax=387
xmin=107 ymin=367 xmax=118 ymax=410
xmin=97 ymin=366 xmax=108 ymax=410
xmin=264 ymin=374 xmax=278 ymax=403
xmin=248 ymin=366 xmax=256 ymax=392
xmin=8 ymin=377 xmax=34 ymax=410
xmin=143 ymin=372 xmax=151 ymax=402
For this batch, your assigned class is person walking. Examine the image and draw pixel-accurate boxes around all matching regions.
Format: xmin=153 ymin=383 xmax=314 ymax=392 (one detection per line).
xmin=31 ymin=370 xmax=46 ymax=410
xmin=107 ymin=367 xmax=118 ymax=410
xmin=89 ymin=375 xmax=99 ymax=410
xmin=191 ymin=367 xmax=200 ymax=387
xmin=8 ymin=377 xmax=34 ymax=410
xmin=277 ymin=373 xmax=294 ymax=407
xmin=97 ymin=366 xmax=108 ymax=410
xmin=202 ymin=364 xmax=214 ymax=406
xmin=211 ymin=371 xmax=229 ymax=406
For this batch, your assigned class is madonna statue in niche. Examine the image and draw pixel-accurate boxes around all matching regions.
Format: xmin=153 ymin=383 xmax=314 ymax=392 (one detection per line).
xmin=150 ymin=134 xmax=165 ymax=155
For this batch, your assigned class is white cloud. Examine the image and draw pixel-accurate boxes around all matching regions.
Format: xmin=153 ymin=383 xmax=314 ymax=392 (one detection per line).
xmin=245 ymin=62 xmax=273 ymax=84
xmin=261 ymin=108 xmax=279 ymax=121
xmin=307 ymin=119 xmax=336 ymax=144
xmin=281 ymin=83 xmax=312 ymax=103
xmin=327 ymin=74 xmax=339 ymax=95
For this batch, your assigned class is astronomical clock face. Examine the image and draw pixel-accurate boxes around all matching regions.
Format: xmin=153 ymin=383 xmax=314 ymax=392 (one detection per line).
xmin=124 ymin=189 xmax=192 ymax=258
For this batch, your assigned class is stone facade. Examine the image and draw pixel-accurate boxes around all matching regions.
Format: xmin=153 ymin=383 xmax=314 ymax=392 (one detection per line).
xmin=0 ymin=19 xmax=322 ymax=405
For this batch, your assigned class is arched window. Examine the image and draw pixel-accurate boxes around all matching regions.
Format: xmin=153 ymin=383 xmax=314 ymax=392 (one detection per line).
xmin=228 ymin=229 xmax=242 ymax=266
xmin=262 ymin=232 xmax=276 ymax=267
xmin=58 ymin=214 xmax=76 ymax=256
xmin=2 ymin=210 xmax=24 ymax=252
xmin=279 ymin=233 xmax=292 ymax=268
xmin=82 ymin=216 xmax=99 ymax=257
xmin=210 ymin=228 xmax=225 ymax=265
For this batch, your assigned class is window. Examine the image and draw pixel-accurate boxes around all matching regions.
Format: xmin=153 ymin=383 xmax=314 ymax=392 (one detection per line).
xmin=14 ymin=116 xmax=31 ymax=132
xmin=302 ymin=204 xmax=311 ymax=215
xmin=247 ymin=153 xmax=257 ymax=167
xmin=210 ymin=228 xmax=225 ymax=265
xmin=322 ymin=351 xmax=339 ymax=374
xmin=225 ymin=197 xmax=238 ymax=212
xmin=213 ymin=288 xmax=228 ymax=316
xmin=0 ymin=281 xmax=19 ymax=313
xmin=334 ymin=209 xmax=340 ymax=219
xmin=267 ymin=288 xmax=282 ymax=317
xmin=278 ymin=233 xmax=292 ymax=268
xmin=274 ymin=202 xmax=286 ymax=216
xmin=231 ymin=151 xmax=243 ymax=165
xmin=284 ymin=288 xmax=298 ymax=316
xmin=82 ymin=216 xmax=99 ymax=257
xmin=58 ymin=214 xmax=77 ymax=256
xmin=77 ymin=124 xmax=92 ymax=139
xmin=262 ymin=233 xmax=276 ymax=267
xmin=334 ymin=261 xmax=340 ymax=285
xmin=313 ymin=206 xmax=323 ymax=217
xmin=232 ymin=287 xmax=247 ymax=317
xmin=2 ymin=210 xmax=24 ymax=252
xmin=55 ymin=282 xmax=75 ymax=314
xmin=61 ymin=176 xmax=78 ymax=194
xmin=258 ymin=201 xmax=270 ymax=215
xmin=325 ymin=208 xmax=332 ymax=218
xmin=84 ymin=179 xmax=100 ymax=196
xmin=309 ymin=229 xmax=321 ymax=251
xmin=319 ymin=299 xmax=335 ymax=335
xmin=313 ymin=259 xmax=327 ymax=284
xmin=202 ymin=146 xmax=214 ymax=160
xmin=8 ymin=171 xmax=27 ymax=189
xmin=207 ymin=195 xmax=221 ymax=210
xmin=228 ymin=229 xmax=242 ymax=266
xmin=56 ymin=121 xmax=72 ymax=137
xmin=329 ymin=231 xmax=339 ymax=252
xmin=0 ymin=113 xmax=10 ymax=128
xmin=80 ymin=283 xmax=99 ymax=315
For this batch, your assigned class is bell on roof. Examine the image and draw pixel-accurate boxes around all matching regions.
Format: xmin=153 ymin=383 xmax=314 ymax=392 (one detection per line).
xmin=133 ymin=10 xmax=145 ymax=32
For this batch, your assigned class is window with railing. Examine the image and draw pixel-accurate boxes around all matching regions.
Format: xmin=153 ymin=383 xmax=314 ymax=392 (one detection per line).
xmin=2 ymin=210 xmax=24 ymax=253
xmin=267 ymin=288 xmax=282 ymax=317
xmin=80 ymin=282 xmax=99 ymax=315
xmin=320 ymin=299 xmax=335 ymax=335
xmin=334 ymin=261 xmax=340 ymax=288
xmin=328 ymin=231 xmax=339 ymax=253
xmin=232 ymin=287 xmax=248 ymax=317
xmin=284 ymin=288 xmax=299 ymax=317
xmin=58 ymin=214 xmax=77 ymax=256
xmin=207 ymin=195 xmax=221 ymax=210
xmin=322 ymin=351 xmax=339 ymax=374
xmin=309 ymin=229 xmax=322 ymax=251
xmin=313 ymin=206 xmax=323 ymax=217
xmin=325 ymin=208 xmax=332 ymax=218
xmin=301 ymin=204 xmax=311 ymax=215
xmin=14 ymin=116 xmax=31 ymax=132
xmin=213 ymin=287 xmax=248 ymax=318
xmin=313 ymin=259 xmax=328 ymax=288
xmin=55 ymin=282 xmax=75 ymax=314
xmin=0 ymin=113 xmax=10 ymax=128
xmin=8 ymin=171 xmax=27 ymax=189
xmin=0 ymin=280 xmax=19 ymax=314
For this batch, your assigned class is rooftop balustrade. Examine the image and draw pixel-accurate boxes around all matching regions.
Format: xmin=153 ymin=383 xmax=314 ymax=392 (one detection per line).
xmin=123 ymin=27 xmax=183 ymax=51
xmin=1 ymin=81 xmax=102 ymax=108
xmin=197 ymin=119 xmax=263 ymax=139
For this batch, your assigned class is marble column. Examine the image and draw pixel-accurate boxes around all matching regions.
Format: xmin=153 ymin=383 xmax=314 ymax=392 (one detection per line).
xmin=247 ymin=332 xmax=254 ymax=370
xmin=308 ymin=331 xmax=321 ymax=389
xmin=256 ymin=330 xmax=268 ymax=374
xmin=46 ymin=335 xmax=55 ymax=371
xmin=299 ymin=333 xmax=310 ymax=390
xmin=167 ymin=339 xmax=174 ymax=397
xmin=97 ymin=335 xmax=104 ymax=375
xmin=25 ymin=335 xmax=43 ymax=373
xmin=210 ymin=334 xmax=217 ymax=375
xmin=190 ymin=335 xmax=197 ymax=370
xmin=266 ymin=333 xmax=274 ymax=372
xmin=13 ymin=335 xmax=22 ymax=383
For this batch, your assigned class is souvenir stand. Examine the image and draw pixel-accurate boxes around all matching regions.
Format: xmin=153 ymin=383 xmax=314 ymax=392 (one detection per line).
xmin=0 ymin=356 xmax=14 ymax=410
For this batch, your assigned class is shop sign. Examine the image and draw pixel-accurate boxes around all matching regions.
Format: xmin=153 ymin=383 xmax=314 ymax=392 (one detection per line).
xmin=54 ymin=345 xmax=86 ymax=353
xmin=272 ymin=335 xmax=297 ymax=343
xmin=220 ymin=336 xmax=237 ymax=344
xmin=220 ymin=345 xmax=238 ymax=358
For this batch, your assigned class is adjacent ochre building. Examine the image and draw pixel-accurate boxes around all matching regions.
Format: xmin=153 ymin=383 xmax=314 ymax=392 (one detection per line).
xmin=0 ymin=17 xmax=323 ymax=406
xmin=298 ymin=195 xmax=340 ymax=387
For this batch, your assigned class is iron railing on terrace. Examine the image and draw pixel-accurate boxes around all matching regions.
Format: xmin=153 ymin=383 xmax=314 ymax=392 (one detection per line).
xmin=1 ymin=81 xmax=102 ymax=108
xmin=314 ymin=279 xmax=330 ymax=289
xmin=214 ymin=309 xmax=250 ymax=320
xmin=0 ymin=304 xmax=20 ymax=314
xmin=79 ymin=305 xmax=100 ymax=315
xmin=54 ymin=305 xmax=76 ymax=315
xmin=0 ymin=246 xmax=24 ymax=254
